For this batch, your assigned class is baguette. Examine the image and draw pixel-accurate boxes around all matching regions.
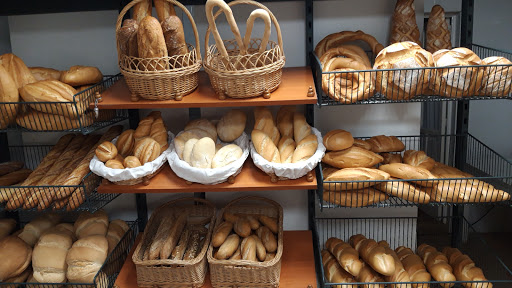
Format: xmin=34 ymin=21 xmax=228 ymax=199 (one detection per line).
xmin=325 ymin=237 xmax=363 ymax=277
xmin=251 ymin=129 xmax=280 ymax=163
xmin=293 ymin=112 xmax=312 ymax=143
xmin=0 ymin=162 xmax=24 ymax=177
xmin=0 ymin=169 xmax=32 ymax=186
xmin=161 ymin=16 xmax=189 ymax=57
xmin=154 ymin=0 xmax=177 ymax=21
xmin=357 ymin=264 xmax=385 ymax=288
xmin=417 ymin=244 xmax=456 ymax=288
xmin=215 ymin=234 xmax=240 ymax=260
xmin=132 ymin=0 xmax=152 ymax=23
xmin=323 ymin=168 xmax=390 ymax=191
xmin=349 ymin=234 xmax=395 ymax=276
xmin=170 ymin=229 xmax=190 ymax=260
xmin=292 ymin=134 xmax=318 ymax=163
xmin=149 ymin=215 xmax=176 ymax=260
xmin=379 ymin=163 xmax=438 ymax=187
xmin=442 ymin=247 xmax=491 ymax=288
xmin=276 ymin=106 xmax=294 ymax=138
xmin=160 ymin=213 xmax=187 ymax=259
xmin=403 ymin=150 xmax=435 ymax=171
xmin=183 ymin=230 xmax=201 ymax=260
xmin=212 ymin=221 xmax=233 ymax=248
xmin=16 ymin=110 xmax=94 ymax=131
xmin=117 ymin=19 xmax=139 ymax=58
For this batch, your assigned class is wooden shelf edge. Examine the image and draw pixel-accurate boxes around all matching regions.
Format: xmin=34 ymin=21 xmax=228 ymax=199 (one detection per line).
xmin=115 ymin=230 xmax=317 ymax=288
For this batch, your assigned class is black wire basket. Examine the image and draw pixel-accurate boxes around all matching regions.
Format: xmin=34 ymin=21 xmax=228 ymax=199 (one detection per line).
xmin=320 ymin=134 xmax=512 ymax=208
xmin=0 ymin=145 xmax=119 ymax=212
xmin=312 ymin=44 xmax=512 ymax=105
xmin=0 ymin=219 xmax=139 ymax=288
xmin=313 ymin=216 xmax=512 ymax=288
xmin=0 ymin=74 xmax=128 ymax=134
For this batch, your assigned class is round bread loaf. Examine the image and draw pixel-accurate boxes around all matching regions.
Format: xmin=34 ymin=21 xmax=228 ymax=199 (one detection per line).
xmin=0 ymin=236 xmax=32 ymax=281
xmin=182 ymin=138 xmax=199 ymax=164
xmin=66 ymin=235 xmax=108 ymax=283
xmin=32 ymin=231 xmax=73 ymax=283
xmin=105 ymin=159 xmax=125 ymax=169
xmin=292 ymin=134 xmax=318 ymax=163
xmin=278 ymin=136 xmax=295 ymax=164
xmin=116 ymin=129 xmax=135 ymax=157
xmin=134 ymin=137 xmax=161 ymax=164
xmin=323 ymin=129 xmax=354 ymax=151
xmin=190 ymin=137 xmax=216 ymax=168
xmin=95 ymin=141 xmax=118 ymax=163
xmin=212 ymin=144 xmax=243 ymax=168
xmin=123 ymin=156 xmax=142 ymax=168
xmin=217 ymin=109 xmax=247 ymax=142
xmin=184 ymin=118 xmax=217 ymax=140
xmin=480 ymin=56 xmax=512 ymax=96
xmin=60 ymin=65 xmax=103 ymax=86
xmin=74 ymin=210 xmax=109 ymax=239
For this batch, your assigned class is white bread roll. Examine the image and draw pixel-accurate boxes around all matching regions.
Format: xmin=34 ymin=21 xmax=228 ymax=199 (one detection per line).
xmin=74 ymin=210 xmax=108 ymax=239
xmin=190 ymin=137 xmax=216 ymax=168
xmin=251 ymin=129 xmax=280 ymax=163
xmin=278 ymin=136 xmax=295 ymax=164
xmin=32 ymin=232 xmax=73 ymax=283
xmin=212 ymin=144 xmax=243 ymax=168
xmin=18 ymin=214 xmax=61 ymax=247
xmin=66 ymin=235 xmax=108 ymax=283
xmin=293 ymin=112 xmax=312 ymax=143
xmin=182 ymin=138 xmax=199 ymax=163
xmin=217 ymin=110 xmax=247 ymax=142
xmin=184 ymin=119 xmax=217 ymax=140
xmin=0 ymin=236 xmax=32 ymax=281
xmin=292 ymin=134 xmax=318 ymax=163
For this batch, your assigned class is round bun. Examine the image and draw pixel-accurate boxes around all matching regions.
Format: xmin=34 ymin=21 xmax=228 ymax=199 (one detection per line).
xmin=95 ymin=141 xmax=118 ymax=163
xmin=217 ymin=110 xmax=247 ymax=142
xmin=123 ymin=156 xmax=142 ymax=168
xmin=116 ymin=129 xmax=135 ymax=157
xmin=134 ymin=137 xmax=161 ymax=164
xmin=323 ymin=129 xmax=354 ymax=151
xmin=60 ymin=65 xmax=103 ymax=86
xmin=105 ymin=159 xmax=124 ymax=169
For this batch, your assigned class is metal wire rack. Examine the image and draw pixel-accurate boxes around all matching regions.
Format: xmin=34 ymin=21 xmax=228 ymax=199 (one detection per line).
xmin=312 ymin=44 xmax=512 ymax=106
xmin=0 ymin=145 xmax=119 ymax=212
xmin=320 ymin=134 xmax=512 ymax=208
xmin=313 ymin=216 xmax=512 ymax=288
xmin=0 ymin=74 xmax=129 ymax=134
xmin=0 ymin=219 xmax=139 ymax=288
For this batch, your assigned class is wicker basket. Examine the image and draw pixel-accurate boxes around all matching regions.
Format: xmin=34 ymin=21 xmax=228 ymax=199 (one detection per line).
xmin=207 ymin=196 xmax=284 ymax=288
xmin=203 ymin=0 xmax=285 ymax=99
xmin=132 ymin=198 xmax=216 ymax=288
xmin=116 ymin=0 xmax=202 ymax=101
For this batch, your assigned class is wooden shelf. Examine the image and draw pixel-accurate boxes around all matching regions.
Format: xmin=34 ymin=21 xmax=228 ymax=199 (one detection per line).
xmin=95 ymin=67 xmax=317 ymax=109
xmin=115 ymin=231 xmax=317 ymax=288
xmin=97 ymin=161 xmax=317 ymax=194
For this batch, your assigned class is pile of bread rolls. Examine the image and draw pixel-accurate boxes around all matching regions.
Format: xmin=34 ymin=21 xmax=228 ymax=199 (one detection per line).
xmin=0 ymin=52 xmax=104 ymax=131
xmin=95 ymin=112 xmax=168 ymax=170
xmin=0 ymin=211 xmax=130 ymax=285
xmin=1 ymin=126 xmax=123 ymax=211
xmin=174 ymin=110 xmax=246 ymax=169
xmin=211 ymin=211 xmax=278 ymax=262
xmin=322 ymin=234 xmax=491 ymax=287
xmin=322 ymin=129 xmax=511 ymax=206
xmin=252 ymin=106 xmax=318 ymax=164
xmin=117 ymin=0 xmax=189 ymax=71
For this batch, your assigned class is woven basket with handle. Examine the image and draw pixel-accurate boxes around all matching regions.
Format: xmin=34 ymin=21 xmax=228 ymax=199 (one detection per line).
xmin=133 ymin=197 xmax=216 ymax=288
xmin=207 ymin=196 xmax=283 ymax=288
xmin=204 ymin=0 xmax=285 ymax=99
xmin=116 ymin=0 xmax=202 ymax=101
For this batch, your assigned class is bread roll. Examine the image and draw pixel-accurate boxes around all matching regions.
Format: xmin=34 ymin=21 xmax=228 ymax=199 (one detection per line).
xmin=60 ymin=66 xmax=103 ymax=86
xmin=32 ymin=232 xmax=73 ymax=283
xmin=0 ymin=64 xmax=18 ymax=129
xmin=0 ymin=53 xmax=36 ymax=89
xmin=43 ymin=223 xmax=76 ymax=242
xmin=134 ymin=116 xmax=153 ymax=142
xmin=366 ymin=135 xmax=405 ymax=153
xmin=325 ymin=237 xmax=363 ymax=277
xmin=323 ymin=188 xmax=389 ymax=207
xmin=0 ymin=236 xmax=32 ymax=281
xmin=161 ymin=16 xmax=189 ymax=57
xmin=29 ymin=67 xmax=61 ymax=81
xmin=66 ymin=235 xmax=108 ymax=283
xmin=258 ymin=215 xmax=278 ymax=235
xmin=323 ymin=129 xmax=354 ymax=151
xmin=0 ymin=219 xmax=16 ymax=240
xmin=321 ymin=250 xmax=355 ymax=286
xmin=426 ymin=5 xmax=452 ymax=53
xmin=241 ymin=236 xmax=257 ymax=261
xmin=154 ymin=0 xmax=176 ymax=21
xmin=184 ymin=118 xmax=217 ymax=140
xmin=256 ymin=226 xmax=277 ymax=253
xmin=215 ymin=234 xmax=240 ymax=260
xmin=276 ymin=106 xmax=295 ymax=138
xmin=234 ymin=217 xmax=251 ymax=238
xmin=106 ymin=220 xmax=130 ymax=253
xmin=116 ymin=129 xmax=135 ymax=157
xmin=117 ymin=19 xmax=139 ymax=58
xmin=190 ymin=137 xmax=216 ymax=168
xmin=95 ymin=141 xmax=118 ymax=163
xmin=132 ymin=0 xmax=152 ymax=23
xmin=403 ymin=150 xmax=435 ymax=171
xmin=105 ymin=159 xmax=124 ymax=169
xmin=352 ymin=139 xmax=372 ymax=151
xmin=323 ymin=168 xmax=390 ymax=191
xmin=217 ymin=109 xmax=247 ymax=142
xmin=137 ymin=16 xmax=168 ymax=70
xmin=251 ymin=129 xmax=280 ymax=163
xmin=349 ymin=234 xmax=395 ymax=276
xmin=212 ymin=144 xmax=243 ymax=168
xmin=278 ymin=136 xmax=295 ymax=163
xmin=480 ymin=56 xmax=512 ymax=96
xmin=390 ymin=0 xmax=421 ymax=45
xmin=381 ymin=153 xmax=402 ymax=164
xmin=123 ymin=156 xmax=142 ymax=168
xmin=212 ymin=221 xmax=233 ymax=248
xmin=150 ymin=118 xmax=169 ymax=151
xmin=134 ymin=137 xmax=161 ymax=164
xmin=74 ymin=210 xmax=108 ymax=239
xmin=379 ymin=163 xmax=438 ymax=187
xmin=432 ymin=47 xmax=483 ymax=98
xmin=323 ymin=146 xmax=383 ymax=169
xmin=292 ymin=134 xmax=318 ymax=163
xmin=293 ymin=112 xmax=312 ymax=143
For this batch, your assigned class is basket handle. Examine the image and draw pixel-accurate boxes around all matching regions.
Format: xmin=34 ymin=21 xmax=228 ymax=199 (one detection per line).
xmin=115 ymin=0 xmax=201 ymax=62
xmin=243 ymin=9 xmax=271 ymax=54
xmin=205 ymin=0 xmax=284 ymax=59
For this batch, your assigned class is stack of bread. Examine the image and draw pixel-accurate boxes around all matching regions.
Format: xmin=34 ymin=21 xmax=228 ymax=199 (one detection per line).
xmin=0 ymin=211 xmax=129 ymax=285
xmin=95 ymin=112 xmax=169 ymax=170
xmin=117 ymin=0 xmax=189 ymax=70
xmin=173 ymin=110 xmax=246 ymax=170
xmin=252 ymin=106 xmax=318 ymax=164
xmin=211 ymin=211 xmax=278 ymax=262
xmin=0 ymin=125 xmax=123 ymax=211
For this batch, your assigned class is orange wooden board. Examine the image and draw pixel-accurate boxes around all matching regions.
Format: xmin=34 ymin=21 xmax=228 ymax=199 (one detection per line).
xmin=97 ymin=161 xmax=317 ymax=193
xmin=115 ymin=231 xmax=317 ymax=288
xmin=94 ymin=67 xmax=317 ymax=109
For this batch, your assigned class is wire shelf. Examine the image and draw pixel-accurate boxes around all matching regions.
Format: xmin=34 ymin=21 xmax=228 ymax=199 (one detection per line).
xmin=0 ymin=74 xmax=129 ymax=134
xmin=312 ymin=44 xmax=512 ymax=106
xmin=0 ymin=220 xmax=139 ymax=288
xmin=0 ymin=144 xmax=119 ymax=212
xmin=320 ymin=134 xmax=512 ymax=208
xmin=313 ymin=216 xmax=512 ymax=288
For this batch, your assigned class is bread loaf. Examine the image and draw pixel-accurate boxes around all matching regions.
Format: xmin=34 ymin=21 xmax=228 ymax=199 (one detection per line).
xmin=190 ymin=137 xmax=216 ymax=168
xmin=323 ymin=129 xmax=354 ymax=151
xmin=4 ymin=266 xmax=31 ymax=286
xmin=19 ymin=80 xmax=82 ymax=118
xmin=29 ymin=67 xmax=61 ymax=81
xmin=95 ymin=141 xmax=118 ymax=163
xmin=182 ymin=138 xmax=199 ymax=164
xmin=278 ymin=136 xmax=295 ymax=164
xmin=215 ymin=234 xmax=240 ymax=260
xmin=0 ymin=236 xmax=32 ymax=281
xmin=323 ymin=168 xmax=390 ymax=191
xmin=352 ymin=139 xmax=372 ymax=151
xmin=323 ymin=146 xmax=383 ymax=168
xmin=0 ymin=53 xmax=36 ymax=89
xmin=252 ymin=129 xmax=280 ymax=163
xmin=375 ymin=178 xmax=431 ymax=204
xmin=379 ymin=163 xmax=438 ymax=187
xmin=0 ymin=169 xmax=32 ymax=186
xmin=116 ymin=129 xmax=135 ymax=157
xmin=134 ymin=137 xmax=161 ymax=164
xmin=217 ymin=109 xmax=247 ymax=142
xmin=292 ymin=134 xmax=318 ymax=163
xmin=381 ymin=153 xmax=402 ymax=164
xmin=0 ymin=162 xmax=24 ymax=177
xmin=378 ymin=241 xmax=412 ymax=288
xmin=183 ymin=230 xmax=202 ymax=260
xmin=174 ymin=131 xmax=203 ymax=159
xmin=323 ymin=188 xmax=389 ymax=207
xmin=403 ymin=150 xmax=435 ymax=171
xmin=117 ymin=19 xmax=139 ymax=58
xmin=150 ymin=118 xmax=169 ymax=151
xmin=293 ymin=112 xmax=312 ymax=143
xmin=396 ymin=246 xmax=431 ymax=288
xmin=66 ymin=235 xmax=108 ymax=283
xmin=132 ymin=0 xmax=152 ymax=23
xmin=390 ymin=0 xmax=421 ymax=45
xmin=0 ymin=219 xmax=16 ymax=240
xmin=349 ymin=234 xmax=396 ymax=276
xmin=75 ymin=210 xmax=108 ymax=239
xmin=417 ymin=244 xmax=456 ymax=288
xmin=212 ymin=144 xmax=243 ymax=168
xmin=212 ymin=221 xmax=233 ymax=248
xmin=15 ymin=110 xmax=94 ymax=132
xmin=315 ymin=30 xmax=384 ymax=58
xmin=480 ymin=56 xmax=512 ymax=96
xmin=32 ymin=231 xmax=73 ymax=283
xmin=161 ymin=16 xmax=189 ymax=57
xmin=256 ymin=226 xmax=277 ymax=253
xmin=106 ymin=220 xmax=130 ymax=253
xmin=357 ymin=264 xmax=385 ymax=288
xmin=60 ymin=66 xmax=103 ymax=86
xmin=184 ymin=118 xmax=217 ymax=140
xmin=366 ymin=135 xmax=405 ymax=153
xmin=170 ymin=229 xmax=190 ymax=260
xmin=276 ymin=106 xmax=295 ymax=138
xmin=240 ymin=236 xmax=257 ymax=261
xmin=123 ymin=156 xmax=142 ymax=168
xmin=137 ymin=16 xmax=168 ymax=70
xmin=234 ymin=217 xmax=251 ymax=238
xmin=321 ymin=250 xmax=355 ymax=286
xmin=160 ymin=213 xmax=187 ymax=259
xmin=254 ymin=107 xmax=280 ymax=145
xmin=325 ymin=237 xmax=363 ymax=276
xmin=426 ymin=5 xmax=452 ymax=53
xmin=18 ymin=214 xmax=61 ymax=247
xmin=154 ymin=0 xmax=176 ymax=21
xmin=149 ymin=215 xmax=175 ymax=260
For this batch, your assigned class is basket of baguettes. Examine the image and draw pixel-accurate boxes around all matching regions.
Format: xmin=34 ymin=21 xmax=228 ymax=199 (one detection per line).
xmin=116 ymin=0 xmax=202 ymax=101
xmin=203 ymin=0 xmax=285 ymax=99
xmin=132 ymin=197 xmax=215 ymax=288
xmin=321 ymin=234 xmax=493 ymax=287
xmin=207 ymin=196 xmax=283 ymax=288
xmin=250 ymin=106 xmax=326 ymax=182
xmin=89 ymin=111 xmax=172 ymax=185
xmin=168 ymin=109 xmax=249 ymax=185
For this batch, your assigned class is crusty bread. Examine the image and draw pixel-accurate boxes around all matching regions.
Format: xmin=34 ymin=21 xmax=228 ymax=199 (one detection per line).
xmin=29 ymin=67 xmax=61 ymax=81
xmin=376 ymin=177 xmax=431 ymax=204
xmin=292 ymin=134 xmax=318 ymax=163
xmin=190 ymin=137 xmax=216 ymax=168
xmin=323 ymin=188 xmax=389 ymax=207
xmin=276 ymin=106 xmax=295 ymax=138
xmin=32 ymin=231 xmax=73 ymax=283
xmin=403 ymin=150 xmax=435 ymax=171
xmin=217 ymin=109 xmax=247 ymax=142
xmin=184 ymin=118 xmax=217 ymax=140
xmin=154 ymin=0 xmax=176 ymax=21
xmin=66 ymin=235 xmax=108 ymax=283
xmin=379 ymin=163 xmax=438 ymax=187
xmin=0 ymin=53 xmax=36 ymax=89
xmin=0 ymin=236 xmax=32 ymax=281
xmin=278 ymin=136 xmax=295 ymax=164
xmin=161 ymin=16 xmax=189 ymax=57
xmin=115 ymin=129 xmax=135 ymax=157
xmin=0 ymin=65 xmax=18 ymax=129
xmin=366 ymin=135 xmax=405 ymax=153
xmin=134 ymin=137 xmax=161 ymax=164
xmin=212 ymin=144 xmax=243 ymax=168
xmin=426 ymin=5 xmax=451 ymax=53
xmin=95 ymin=141 xmax=118 ymax=163
xmin=132 ymin=0 xmax=152 ymax=23
xmin=60 ymin=66 xmax=103 ymax=86
xmin=124 ymin=156 xmax=142 ymax=168
xmin=390 ymin=0 xmax=421 ymax=45
xmin=293 ymin=112 xmax=312 ymax=143
xmin=74 ymin=210 xmax=109 ymax=239
xmin=117 ymin=19 xmax=139 ymax=58
xmin=323 ymin=146 xmax=383 ymax=168
xmin=252 ymin=129 xmax=280 ymax=163
xmin=480 ymin=56 xmax=512 ymax=97
xmin=323 ymin=168 xmax=390 ymax=191
xmin=19 ymin=80 xmax=82 ymax=118
xmin=137 ymin=16 xmax=168 ymax=70
xmin=323 ymin=129 xmax=354 ymax=151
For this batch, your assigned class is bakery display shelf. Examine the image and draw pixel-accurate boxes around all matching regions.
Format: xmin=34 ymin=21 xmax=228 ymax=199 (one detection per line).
xmin=312 ymin=44 xmax=512 ymax=106
xmin=115 ymin=230 xmax=317 ymax=288
xmin=0 ymin=220 xmax=139 ymax=288
xmin=0 ymin=74 xmax=129 ymax=134
xmin=313 ymin=216 xmax=512 ymax=288
xmin=97 ymin=160 xmax=317 ymax=193
xmin=319 ymin=134 xmax=512 ymax=209
xmin=0 ymin=145 xmax=119 ymax=213
xmin=92 ymin=67 xmax=317 ymax=109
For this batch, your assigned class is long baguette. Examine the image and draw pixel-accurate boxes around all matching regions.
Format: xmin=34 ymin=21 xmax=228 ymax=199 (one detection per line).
xmin=160 ymin=213 xmax=187 ymax=259
xmin=0 ymin=162 xmax=24 ymax=177
xmin=170 ymin=229 xmax=190 ymax=260
xmin=183 ymin=230 xmax=202 ymax=260
xmin=148 ymin=214 xmax=176 ymax=260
